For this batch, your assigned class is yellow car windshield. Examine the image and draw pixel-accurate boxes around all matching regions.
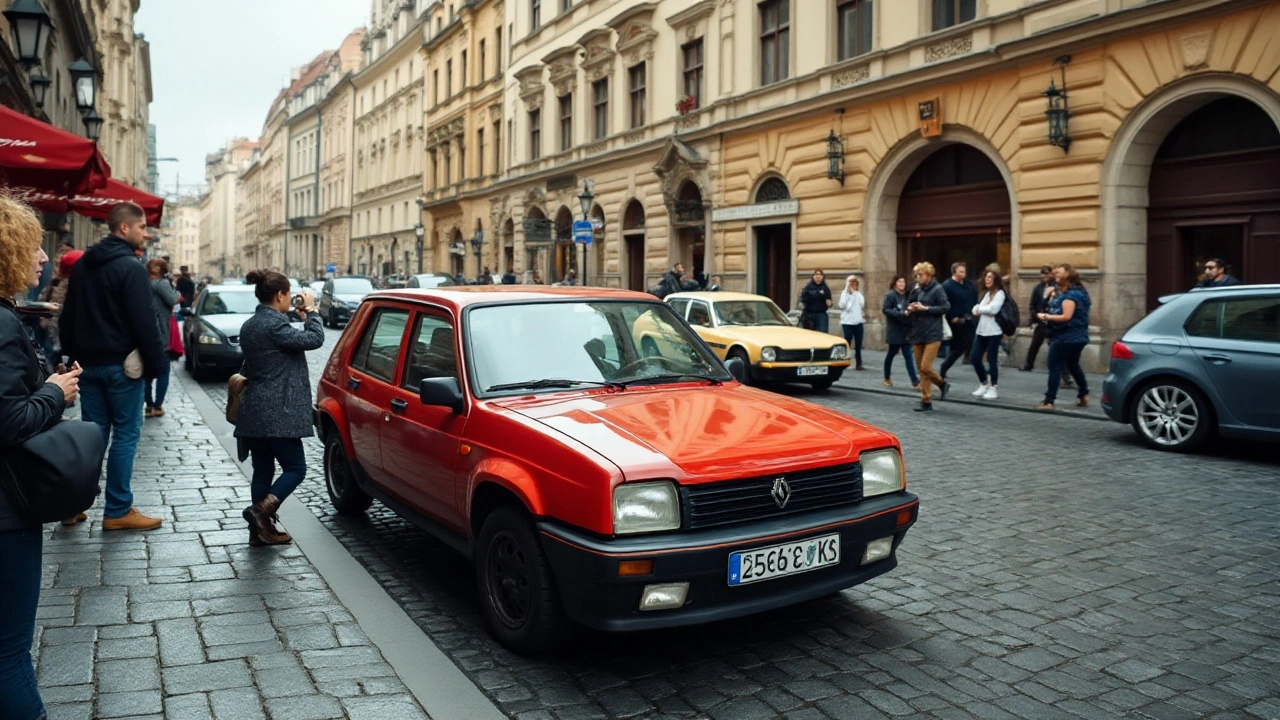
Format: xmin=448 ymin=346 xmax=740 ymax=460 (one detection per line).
xmin=714 ymin=300 xmax=791 ymax=327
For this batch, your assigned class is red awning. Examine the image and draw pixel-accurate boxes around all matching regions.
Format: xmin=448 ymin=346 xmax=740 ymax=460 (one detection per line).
xmin=69 ymin=179 xmax=166 ymax=226
xmin=0 ymin=104 xmax=111 ymax=196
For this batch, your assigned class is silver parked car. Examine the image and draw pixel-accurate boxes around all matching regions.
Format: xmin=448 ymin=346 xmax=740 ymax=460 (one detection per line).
xmin=1102 ymin=285 xmax=1280 ymax=452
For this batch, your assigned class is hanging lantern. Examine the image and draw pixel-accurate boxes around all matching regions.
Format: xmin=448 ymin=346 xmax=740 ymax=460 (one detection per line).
xmin=3 ymin=0 xmax=54 ymax=69
xmin=29 ymin=73 xmax=51 ymax=108
xmin=69 ymin=57 xmax=97 ymax=113
xmin=1044 ymin=56 xmax=1071 ymax=153
xmin=825 ymin=129 xmax=845 ymax=185
xmin=82 ymin=109 xmax=104 ymax=142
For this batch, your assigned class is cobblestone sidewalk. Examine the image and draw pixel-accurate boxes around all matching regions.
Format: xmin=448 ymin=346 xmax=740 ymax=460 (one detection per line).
xmin=33 ymin=370 xmax=430 ymax=720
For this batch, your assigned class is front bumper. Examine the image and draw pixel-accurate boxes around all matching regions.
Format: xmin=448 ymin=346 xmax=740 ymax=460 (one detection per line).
xmin=538 ymin=493 xmax=918 ymax=632
xmin=193 ymin=343 xmax=242 ymax=369
xmin=327 ymin=305 xmax=355 ymax=324
xmin=752 ymin=361 xmax=849 ymax=384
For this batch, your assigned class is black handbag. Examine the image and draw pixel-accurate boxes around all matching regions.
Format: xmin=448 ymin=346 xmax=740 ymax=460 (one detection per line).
xmin=0 ymin=419 xmax=104 ymax=524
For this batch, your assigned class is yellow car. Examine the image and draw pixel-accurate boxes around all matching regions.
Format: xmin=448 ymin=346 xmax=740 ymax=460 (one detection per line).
xmin=664 ymin=291 xmax=851 ymax=390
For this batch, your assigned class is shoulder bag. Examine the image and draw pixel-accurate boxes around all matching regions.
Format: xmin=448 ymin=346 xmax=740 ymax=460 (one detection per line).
xmin=1 ymin=419 xmax=104 ymax=524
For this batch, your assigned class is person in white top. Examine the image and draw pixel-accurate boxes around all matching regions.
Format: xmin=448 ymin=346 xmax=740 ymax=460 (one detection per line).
xmin=838 ymin=275 xmax=866 ymax=370
xmin=969 ymin=269 xmax=1007 ymax=399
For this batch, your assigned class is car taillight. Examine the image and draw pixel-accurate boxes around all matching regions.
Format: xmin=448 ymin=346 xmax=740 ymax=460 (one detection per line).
xmin=1111 ymin=341 xmax=1134 ymax=360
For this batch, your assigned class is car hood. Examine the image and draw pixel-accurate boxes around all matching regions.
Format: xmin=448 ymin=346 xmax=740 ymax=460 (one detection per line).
xmin=199 ymin=314 xmax=252 ymax=337
xmin=501 ymin=385 xmax=888 ymax=482
xmin=708 ymin=324 xmax=846 ymax=349
xmin=334 ymin=294 xmax=367 ymax=305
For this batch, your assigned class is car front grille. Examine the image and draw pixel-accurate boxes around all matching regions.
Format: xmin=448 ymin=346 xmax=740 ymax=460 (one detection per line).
xmin=681 ymin=463 xmax=863 ymax=530
xmin=774 ymin=347 xmax=834 ymax=362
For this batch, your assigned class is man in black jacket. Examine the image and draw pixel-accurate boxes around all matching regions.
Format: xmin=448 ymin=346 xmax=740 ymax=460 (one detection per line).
xmin=1021 ymin=265 xmax=1055 ymax=371
xmin=61 ymin=202 xmax=166 ymax=531
xmin=938 ymin=262 xmax=977 ymax=379
xmin=176 ymin=266 xmax=196 ymax=308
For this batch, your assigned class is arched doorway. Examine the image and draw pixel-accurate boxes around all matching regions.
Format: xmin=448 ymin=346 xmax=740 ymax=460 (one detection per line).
xmin=554 ymin=206 xmax=575 ymax=283
xmin=674 ymin=180 xmax=706 ymax=284
xmin=1145 ymin=97 xmax=1280 ymax=307
xmin=502 ymin=218 xmax=515 ymax=276
xmin=622 ymin=201 xmax=646 ymax=290
xmin=524 ymin=207 xmax=547 ymax=283
xmin=896 ymin=144 xmax=1011 ymax=279
xmin=753 ymin=176 xmax=792 ymax=309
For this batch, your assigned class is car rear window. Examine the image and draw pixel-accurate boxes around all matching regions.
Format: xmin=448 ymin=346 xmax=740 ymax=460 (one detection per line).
xmin=351 ymin=309 xmax=409 ymax=382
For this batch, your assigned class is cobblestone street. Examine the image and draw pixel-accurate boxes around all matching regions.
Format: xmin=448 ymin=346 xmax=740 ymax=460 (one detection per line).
xmin=188 ymin=331 xmax=1280 ymax=720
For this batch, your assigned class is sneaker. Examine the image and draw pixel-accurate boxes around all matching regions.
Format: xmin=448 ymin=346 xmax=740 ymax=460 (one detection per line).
xmin=101 ymin=508 xmax=163 ymax=531
xmin=939 ymin=382 xmax=951 ymax=401
xmin=1034 ymin=402 xmax=1056 ymax=411
xmin=883 ymin=379 xmax=893 ymax=387
xmin=983 ymin=386 xmax=998 ymax=400
xmin=913 ymin=402 xmax=934 ymax=413
xmin=971 ymin=384 xmax=989 ymax=397
xmin=61 ymin=512 xmax=88 ymax=526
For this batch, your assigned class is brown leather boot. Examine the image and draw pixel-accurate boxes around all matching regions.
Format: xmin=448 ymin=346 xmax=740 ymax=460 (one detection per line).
xmin=243 ymin=496 xmax=292 ymax=545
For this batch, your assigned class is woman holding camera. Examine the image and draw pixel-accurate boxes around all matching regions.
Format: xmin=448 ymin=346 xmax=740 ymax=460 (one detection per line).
xmin=234 ymin=270 xmax=324 ymax=546
xmin=0 ymin=195 xmax=81 ymax=720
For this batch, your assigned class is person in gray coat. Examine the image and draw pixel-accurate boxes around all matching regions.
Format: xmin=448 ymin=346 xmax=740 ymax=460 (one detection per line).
xmin=145 ymin=258 xmax=180 ymax=417
xmin=235 ymin=269 xmax=324 ymax=546
xmin=881 ymin=276 xmax=919 ymax=388
xmin=905 ymin=262 xmax=951 ymax=412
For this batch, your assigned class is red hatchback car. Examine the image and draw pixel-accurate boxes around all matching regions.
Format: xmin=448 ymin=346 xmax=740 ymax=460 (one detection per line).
xmin=314 ymin=287 xmax=919 ymax=652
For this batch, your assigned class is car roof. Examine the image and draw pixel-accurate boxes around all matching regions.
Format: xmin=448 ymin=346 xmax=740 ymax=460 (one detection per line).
xmin=666 ymin=291 xmax=777 ymax=303
xmin=204 ymin=284 xmax=255 ymax=291
xmin=367 ymin=285 xmax=659 ymax=312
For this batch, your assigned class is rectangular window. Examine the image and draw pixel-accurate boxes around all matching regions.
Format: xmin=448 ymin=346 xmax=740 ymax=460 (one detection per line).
xmin=446 ymin=59 xmax=453 ymax=97
xmin=837 ymin=0 xmax=873 ymax=60
xmin=352 ymin=309 xmax=409 ymax=383
xmin=461 ymin=50 xmax=468 ymax=89
xmin=629 ymin=64 xmax=646 ymax=129
xmin=479 ymin=40 xmax=487 ymax=80
xmin=559 ymin=94 xmax=573 ymax=152
xmin=477 ymin=128 xmax=485 ymax=175
xmin=529 ymin=109 xmax=541 ymax=160
xmin=759 ymin=0 xmax=790 ymax=86
xmin=433 ymin=69 xmax=439 ymax=103
xmin=495 ymin=120 xmax=502 ymax=172
xmin=495 ymin=28 xmax=503 ymax=71
xmin=592 ymin=78 xmax=609 ymax=140
xmin=531 ymin=0 xmax=541 ymax=30
xmin=932 ymin=0 xmax=975 ymax=31
xmin=682 ymin=40 xmax=704 ymax=106
xmin=561 ymin=0 xmax=571 ymax=11
xmin=444 ymin=142 xmax=452 ymax=184
xmin=459 ymin=141 xmax=467 ymax=180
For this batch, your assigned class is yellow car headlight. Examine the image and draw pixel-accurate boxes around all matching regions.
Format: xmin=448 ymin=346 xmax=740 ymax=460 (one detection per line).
xmin=831 ymin=344 xmax=848 ymax=360
xmin=761 ymin=346 xmax=778 ymax=362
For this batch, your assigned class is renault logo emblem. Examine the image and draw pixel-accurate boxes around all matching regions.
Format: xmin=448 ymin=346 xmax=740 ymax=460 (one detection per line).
xmin=771 ymin=478 xmax=792 ymax=509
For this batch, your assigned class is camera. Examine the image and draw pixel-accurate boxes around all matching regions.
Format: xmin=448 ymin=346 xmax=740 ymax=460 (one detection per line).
xmin=291 ymin=293 xmax=306 ymax=309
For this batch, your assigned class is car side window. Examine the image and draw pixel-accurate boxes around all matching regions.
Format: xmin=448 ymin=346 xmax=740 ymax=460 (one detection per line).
xmin=403 ymin=313 xmax=458 ymax=390
xmin=351 ymin=309 xmax=409 ymax=382
xmin=688 ymin=301 xmax=713 ymax=327
xmin=668 ymin=298 xmax=689 ymax=318
xmin=1184 ymin=300 xmax=1221 ymax=338
xmin=1221 ymin=297 xmax=1280 ymax=343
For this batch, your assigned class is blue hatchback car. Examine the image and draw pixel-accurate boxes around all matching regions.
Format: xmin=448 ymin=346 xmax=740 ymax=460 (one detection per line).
xmin=1102 ymin=285 xmax=1280 ymax=452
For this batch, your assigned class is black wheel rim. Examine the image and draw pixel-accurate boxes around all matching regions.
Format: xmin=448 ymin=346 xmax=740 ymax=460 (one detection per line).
xmin=486 ymin=531 xmax=531 ymax=629
xmin=326 ymin=443 xmax=350 ymax=499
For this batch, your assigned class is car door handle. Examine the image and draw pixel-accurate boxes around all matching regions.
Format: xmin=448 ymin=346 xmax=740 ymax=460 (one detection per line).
xmin=347 ymin=377 xmax=361 ymax=391
xmin=390 ymin=398 xmax=408 ymax=414
xmin=1204 ymin=353 xmax=1232 ymax=364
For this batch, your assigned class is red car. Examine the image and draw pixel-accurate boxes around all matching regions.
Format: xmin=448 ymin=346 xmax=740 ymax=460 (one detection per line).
xmin=314 ymin=287 xmax=918 ymax=652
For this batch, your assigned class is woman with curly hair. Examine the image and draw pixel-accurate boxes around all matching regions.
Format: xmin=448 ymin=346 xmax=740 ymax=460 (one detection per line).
xmin=0 ymin=194 xmax=82 ymax=720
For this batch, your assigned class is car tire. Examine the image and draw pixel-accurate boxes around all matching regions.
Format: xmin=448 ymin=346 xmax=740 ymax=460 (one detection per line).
xmin=810 ymin=379 xmax=834 ymax=391
xmin=324 ymin=432 xmax=373 ymax=514
xmin=728 ymin=348 xmax=754 ymax=387
xmin=476 ymin=506 xmax=567 ymax=654
xmin=1130 ymin=379 xmax=1214 ymax=453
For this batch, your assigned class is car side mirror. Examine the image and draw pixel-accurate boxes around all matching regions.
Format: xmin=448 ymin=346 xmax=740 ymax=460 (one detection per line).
xmin=724 ymin=357 xmax=747 ymax=383
xmin=419 ymin=377 xmax=465 ymax=413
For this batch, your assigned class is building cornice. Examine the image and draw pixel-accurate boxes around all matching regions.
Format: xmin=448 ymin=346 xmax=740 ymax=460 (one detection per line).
xmin=354 ymin=19 xmax=426 ymax=88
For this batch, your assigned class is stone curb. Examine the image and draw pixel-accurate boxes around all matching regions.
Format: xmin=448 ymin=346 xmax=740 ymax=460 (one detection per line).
xmin=833 ymin=382 xmax=1112 ymax=422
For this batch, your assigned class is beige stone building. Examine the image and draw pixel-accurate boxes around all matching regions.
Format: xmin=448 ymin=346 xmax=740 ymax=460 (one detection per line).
xmin=447 ymin=0 xmax=1279 ymax=370
xmin=198 ymin=138 xmax=257 ymax=280
xmin=318 ymin=31 xmax=365 ymax=277
xmin=88 ymin=0 xmax=151 ymax=190
xmin=420 ymin=0 xmax=507 ymax=279
xmin=166 ymin=198 xmax=201 ymax=275
xmin=235 ymin=149 xmax=263 ymax=271
xmin=349 ymin=0 xmax=426 ymax=278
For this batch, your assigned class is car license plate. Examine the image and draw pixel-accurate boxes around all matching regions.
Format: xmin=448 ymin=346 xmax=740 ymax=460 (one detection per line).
xmin=728 ymin=534 xmax=840 ymax=586
xmin=797 ymin=366 xmax=829 ymax=376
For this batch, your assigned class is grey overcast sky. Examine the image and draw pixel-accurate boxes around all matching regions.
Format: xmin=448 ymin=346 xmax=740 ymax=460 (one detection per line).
xmin=136 ymin=0 xmax=368 ymax=199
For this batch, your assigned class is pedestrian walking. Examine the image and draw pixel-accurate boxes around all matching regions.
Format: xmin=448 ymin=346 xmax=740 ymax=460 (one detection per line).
xmin=0 ymin=194 xmax=82 ymax=720
xmin=654 ymin=263 xmax=684 ymax=298
xmin=59 ymin=202 xmax=166 ymax=531
xmin=235 ymin=270 xmax=325 ymax=546
xmin=881 ymin=276 xmax=919 ymax=388
xmin=905 ymin=262 xmax=950 ymax=412
xmin=798 ymin=269 xmax=833 ymax=333
xmin=938 ymin=262 xmax=977 ymax=380
xmin=968 ymin=269 xmax=1006 ymax=400
xmin=176 ymin=265 xmax=196 ymax=310
xmin=707 ymin=274 xmax=723 ymax=292
xmin=144 ymin=258 xmax=180 ymax=418
xmin=1195 ymin=258 xmax=1242 ymax=289
xmin=1020 ymin=265 xmax=1055 ymax=370
xmin=839 ymin=275 xmax=866 ymax=370
xmin=1035 ymin=264 xmax=1091 ymax=411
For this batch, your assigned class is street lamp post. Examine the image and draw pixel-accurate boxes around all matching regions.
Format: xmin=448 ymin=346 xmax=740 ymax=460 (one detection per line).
xmin=470 ymin=229 xmax=483 ymax=280
xmin=577 ymin=180 xmax=595 ymax=286
xmin=415 ymin=223 xmax=425 ymax=274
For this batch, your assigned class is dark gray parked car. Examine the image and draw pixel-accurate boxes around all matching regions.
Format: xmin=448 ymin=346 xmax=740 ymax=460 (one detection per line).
xmin=1102 ymin=284 xmax=1280 ymax=452
xmin=319 ymin=276 xmax=374 ymax=328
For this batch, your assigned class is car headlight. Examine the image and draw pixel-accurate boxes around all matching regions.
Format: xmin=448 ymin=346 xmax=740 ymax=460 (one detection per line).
xmin=830 ymin=344 xmax=848 ymax=360
xmin=861 ymin=448 xmax=905 ymax=497
xmin=761 ymin=346 xmax=778 ymax=362
xmin=613 ymin=481 xmax=681 ymax=534
xmin=197 ymin=332 xmax=223 ymax=345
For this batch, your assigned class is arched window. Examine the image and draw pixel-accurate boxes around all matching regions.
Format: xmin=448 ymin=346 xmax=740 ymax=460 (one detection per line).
xmin=754 ymin=176 xmax=790 ymax=203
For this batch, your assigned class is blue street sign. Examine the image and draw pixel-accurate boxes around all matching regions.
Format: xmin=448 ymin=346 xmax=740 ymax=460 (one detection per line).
xmin=325 ymin=264 xmax=337 ymax=274
xmin=572 ymin=219 xmax=594 ymax=245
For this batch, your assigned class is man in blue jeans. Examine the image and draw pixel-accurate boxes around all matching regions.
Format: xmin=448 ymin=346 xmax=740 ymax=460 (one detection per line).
xmin=60 ymin=202 xmax=167 ymax=531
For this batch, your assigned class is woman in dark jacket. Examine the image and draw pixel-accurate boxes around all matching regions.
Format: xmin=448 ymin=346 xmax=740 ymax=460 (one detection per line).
xmin=145 ymin=258 xmax=180 ymax=418
xmin=905 ymin=262 xmax=951 ymax=412
xmin=235 ymin=270 xmax=324 ymax=546
xmin=0 ymin=195 xmax=81 ymax=720
xmin=881 ymin=276 xmax=919 ymax=388
xmin=798 ymin=269 xmax=833 ymax=333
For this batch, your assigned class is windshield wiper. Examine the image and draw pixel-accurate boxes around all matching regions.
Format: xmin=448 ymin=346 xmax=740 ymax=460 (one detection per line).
xmin=486 ymin=378 xmax=625 ymax=393
xmin=619 ymin=373 xmax=725 ymax=387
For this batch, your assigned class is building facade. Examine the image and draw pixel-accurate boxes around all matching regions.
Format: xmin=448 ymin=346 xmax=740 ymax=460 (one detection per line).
xmin=89 ymin=0 xmax=151 ymax=190
xmin=349 ymin=0 xmax=426 ymax=279
xmin=235 ymin=149 xmax=262 ymax=271
xmin=319 ymin=70 xmax=357 ymax=278
xmin=166 ymin=197 xmax=200 ymax=274
xmin=199 ymin=138 xmax=256 ymax=281
xmin=420 ymin=0 xmax=506 ymax=279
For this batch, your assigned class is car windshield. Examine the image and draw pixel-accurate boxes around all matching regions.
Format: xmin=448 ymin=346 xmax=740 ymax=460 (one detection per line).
xmin=714 ymin=299 xmax=791 ymax=326
xmin=200 ymin=290 xmax=258 ymax=315
xmin=468 ymin=301 xmax=730 ymax=395
xmin=333 ymin=278 xmax=374 ymax=295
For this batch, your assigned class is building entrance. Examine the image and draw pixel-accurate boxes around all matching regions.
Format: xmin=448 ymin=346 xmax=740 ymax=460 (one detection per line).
xmin=754 ymin=224 xmax=792 ymax=309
